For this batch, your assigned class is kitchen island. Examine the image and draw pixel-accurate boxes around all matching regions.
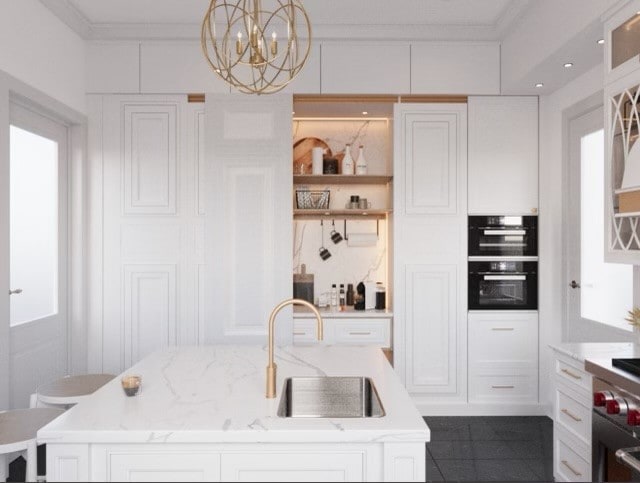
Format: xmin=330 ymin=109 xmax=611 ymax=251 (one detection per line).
xmin=38 ymin=346 xmax=429 ymax=482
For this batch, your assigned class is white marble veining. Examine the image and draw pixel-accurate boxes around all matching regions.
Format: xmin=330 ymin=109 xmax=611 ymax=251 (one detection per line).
xmin=38 ymin=346 xmax=428 ymax=445
xmin=294 ymin=306 xmax=393 ymax=319
xmin=550 ymin=342 xmax=638 ymax=363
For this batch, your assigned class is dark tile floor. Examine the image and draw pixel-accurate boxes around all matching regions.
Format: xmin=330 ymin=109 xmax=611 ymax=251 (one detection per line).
xmin=424 ymin=416 xmax=554 ymax=482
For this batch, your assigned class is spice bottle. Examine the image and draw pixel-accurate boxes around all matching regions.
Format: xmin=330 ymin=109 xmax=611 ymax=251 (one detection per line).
xmin=346 ymin=284 xmax=355 ymax=306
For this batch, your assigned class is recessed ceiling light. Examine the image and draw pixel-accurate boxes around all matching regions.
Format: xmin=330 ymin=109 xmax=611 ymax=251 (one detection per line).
xmin=535 ymin=83 xmax=544 ymax=88
xmin=597 ymin=38 xmax=605 ymax=45
xmin=564 ymin=62 xmax=574 ymax=68
xmin=362 ymin=111 xmax=369 ymax=116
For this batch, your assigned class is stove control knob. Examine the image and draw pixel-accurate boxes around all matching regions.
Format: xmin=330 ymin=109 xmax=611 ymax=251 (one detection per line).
xmin=629 ymin=409 xmax=640 ymax=426
xmin=607 ymin=398 xmax=622 ymax=415
xmin=594 ymin=391 xmax=615 ymax=407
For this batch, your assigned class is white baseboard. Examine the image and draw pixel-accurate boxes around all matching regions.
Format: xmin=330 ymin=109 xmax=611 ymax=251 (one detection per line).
xmin=416 ymin=402 xmax=548 ymax=417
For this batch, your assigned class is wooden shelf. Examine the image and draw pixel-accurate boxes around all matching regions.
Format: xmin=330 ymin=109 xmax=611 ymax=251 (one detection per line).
xmin=293 ymin=209 xmax=392 ymax=220
xmin=294 ymin=175 xmax=393 ymax=185
xmin=614 ymin=211 xmax=640 ymax=218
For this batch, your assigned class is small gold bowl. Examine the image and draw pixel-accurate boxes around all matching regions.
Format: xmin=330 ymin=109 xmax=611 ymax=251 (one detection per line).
xmin=121 ymin=375 xmax=142 ymax=397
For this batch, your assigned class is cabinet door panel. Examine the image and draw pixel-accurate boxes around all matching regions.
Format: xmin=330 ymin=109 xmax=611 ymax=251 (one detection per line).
xmin=221 ymin=452 xmax=363 ymax=482
xmin=108 ymin=452 xmax=221 ymax=482
xmin=405 ymin=265 xmax=458 ymax=394
xmin=468 ymin=97 xmax=538 ymax=215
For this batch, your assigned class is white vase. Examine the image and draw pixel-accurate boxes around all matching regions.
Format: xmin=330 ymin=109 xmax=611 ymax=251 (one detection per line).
xmin=341 ymin=144 xmax=354 ymax=175
xmin=355 ymin=145 xmax=367 ymax=175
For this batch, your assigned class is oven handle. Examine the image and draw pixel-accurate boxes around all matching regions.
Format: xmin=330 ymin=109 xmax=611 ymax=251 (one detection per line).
xmin=483 ymin=275 xmax=527 ymax=281
xmin=617 ymin=447 xmax=640 ymax=474
xmin=483 ymin=230 xmax=527 ymax=236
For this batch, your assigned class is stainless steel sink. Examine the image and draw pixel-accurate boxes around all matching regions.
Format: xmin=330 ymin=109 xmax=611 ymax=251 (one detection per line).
xmin=277 ymin=377 xmax=385 ymax=418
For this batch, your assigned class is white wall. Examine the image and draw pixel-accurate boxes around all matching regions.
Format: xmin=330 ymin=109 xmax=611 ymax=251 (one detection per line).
xmin=0 ymin=0 xmax=86 ymax=113
xmin=538 ymin=63 xmax=634 ymax=414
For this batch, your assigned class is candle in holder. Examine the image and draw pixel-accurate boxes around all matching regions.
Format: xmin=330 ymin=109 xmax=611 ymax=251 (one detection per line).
xmin=121 ymin=375 xmax=142 ymax=397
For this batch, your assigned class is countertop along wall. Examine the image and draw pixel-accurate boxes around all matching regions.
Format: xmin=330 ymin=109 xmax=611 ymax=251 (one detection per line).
xmin=0 ymin=0 xmax=86 ymax=114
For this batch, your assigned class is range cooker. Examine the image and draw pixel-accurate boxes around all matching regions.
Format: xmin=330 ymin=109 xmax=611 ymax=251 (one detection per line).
xmin=588 ymin=358 xmax=640 ymax=481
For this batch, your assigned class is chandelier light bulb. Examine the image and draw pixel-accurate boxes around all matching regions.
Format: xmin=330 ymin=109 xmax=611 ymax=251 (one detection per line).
xmin=202 ymin=0 xmax=312 ymax=95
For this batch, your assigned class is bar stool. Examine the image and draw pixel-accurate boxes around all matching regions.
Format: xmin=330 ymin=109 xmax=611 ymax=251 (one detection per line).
xmin=0 ymin=408 xmax=64 ymax=482
xmin=35 ymin=374 xmax=116 ymax=408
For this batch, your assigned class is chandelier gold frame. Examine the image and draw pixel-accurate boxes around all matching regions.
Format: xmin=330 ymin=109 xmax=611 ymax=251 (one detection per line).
xmin=202 ymin=0 xmax=312 ymax=95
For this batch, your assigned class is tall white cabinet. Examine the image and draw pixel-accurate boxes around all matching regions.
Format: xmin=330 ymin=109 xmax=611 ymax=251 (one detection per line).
xmin=393 ymin=103 xmax=468 ymax=411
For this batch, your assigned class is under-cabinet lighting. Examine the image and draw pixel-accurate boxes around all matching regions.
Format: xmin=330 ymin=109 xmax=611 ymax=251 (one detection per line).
xmin=564 ymin=62 xmax=574 ymax=68
xmin=293 ymin=117 xmax=390 ymax=122
xmin=362 ymin=111 xmax=369 ymax=116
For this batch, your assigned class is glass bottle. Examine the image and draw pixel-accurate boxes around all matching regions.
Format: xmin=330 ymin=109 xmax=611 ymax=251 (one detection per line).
xmin=346 ymin=283 xmax=355 ymax=306
xmin=355 ymin=145 xmax=368 ymax=175
xmin=330 ymin=284 xmax=338 ymax=307
xmin=341 ymin=144 xmax=354 ymax=175
xmin=375 ymin=282 xmax=386 ymax=310
xmin=339 ymin=284 xmax=346 ymax=307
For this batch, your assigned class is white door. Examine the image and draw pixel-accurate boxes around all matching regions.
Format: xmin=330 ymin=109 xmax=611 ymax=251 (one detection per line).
xmin=566 ymin=105 xmax=634 ymax=339
xmin=6 ymin=102 xmax=69 ymax=408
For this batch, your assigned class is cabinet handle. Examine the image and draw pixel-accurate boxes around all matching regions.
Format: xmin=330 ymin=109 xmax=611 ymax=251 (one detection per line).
xmin=492 ymin=327 xmax=515 ymax=331
xmin=561 ymin=368 xmax=582 ymax=380
xmin=561 ymin=460 xmax=582 ymax=477
xmin=8 ymin=288 xmax=22 ymax=295
xmin=349 ymin=332 xmax=372 ymax=336
xmin=561 ymin=408 xmax=583 ymax=422
xmin=293 ymin=332 xmax=306 ymax=336
xmin=492 ymin=385 xmax=515 ymax=389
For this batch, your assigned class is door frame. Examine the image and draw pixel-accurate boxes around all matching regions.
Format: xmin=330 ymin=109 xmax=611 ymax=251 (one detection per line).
xmin=0 ymin=71 xmax=86 ymax=410
xmin=562 ymin=91 xmax=636 ymax=342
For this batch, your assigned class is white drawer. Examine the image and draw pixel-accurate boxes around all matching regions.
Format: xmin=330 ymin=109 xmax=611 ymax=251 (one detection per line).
xmin=555 ymin=387 xmax=591 ymax=445
xmin=333 ymin=319 xmax=390 ymax=346
xmin=469 ymin=374 xmax=538 ymax=403
xmin=555 ymin=355 xmax=591 ymax=393
xmin=555 ymin=428 xmax=591 ymax=482
xmin=469 ymin=312 xmax=538 ymax=360
xmin=293 ymin=320 xmax=320 ymax=344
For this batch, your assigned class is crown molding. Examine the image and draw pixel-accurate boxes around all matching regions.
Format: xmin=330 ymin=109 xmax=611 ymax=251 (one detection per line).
xmin=39 ymin=0 xmax=93 ymax=39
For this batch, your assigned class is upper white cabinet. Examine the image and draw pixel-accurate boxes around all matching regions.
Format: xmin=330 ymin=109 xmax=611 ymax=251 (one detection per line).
xmin=394 ymin=103 xmax=468 ymax=411
xmin=411 ymin=43 xmax=500 ymax=95
xmin=205 ymin=94 xmax=293 ymax=345
xmin=281 ymin=44 xmax=321 ymax=94
xmin=321 ymin=42 xmax=410 ymax=94
xmin=468 ymin=96 xmax=539 ymax=215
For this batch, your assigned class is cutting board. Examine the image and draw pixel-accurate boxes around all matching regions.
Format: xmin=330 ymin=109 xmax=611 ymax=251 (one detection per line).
xmin=293 ymin=137 xmax=332 ymax=174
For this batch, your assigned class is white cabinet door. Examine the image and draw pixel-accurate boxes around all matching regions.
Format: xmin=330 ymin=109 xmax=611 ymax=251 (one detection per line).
xmin=393 ymin=104 xmax=467 ymax=405
xmin=221 ymin=452 xmax=364 ymax=482
xmin=108 ymin=452 xmax=221 ymax=482
xmin=468 ymin=96 xmax=539 ymax=215
xmin=321 ymin=43 xmax=410 ymax=94
xmin=205 ymin=95 xmax=293 ymax=345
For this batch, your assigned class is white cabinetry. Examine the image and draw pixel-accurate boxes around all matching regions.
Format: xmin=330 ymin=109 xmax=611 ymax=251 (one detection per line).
xmin=293 ymin=317 xmax=391 ymax=347
xmin=551 ymin=349 xmax=592 ymax=482
xmin=321 ymin=43 xmax=410 ymax=94
xmin=205 ymin=95 xmax=293 ymax=345
xmin=393 ymin=103 xmax=468 ymax=411
xmin=468 ymin=96 xmax=539 ymax=215
xmin=468 ymin=312 xmax=538 ymax=405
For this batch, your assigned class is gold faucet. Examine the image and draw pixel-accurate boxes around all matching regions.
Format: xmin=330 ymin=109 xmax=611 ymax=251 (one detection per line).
xmin=266 ymin=298 xmax=324 ymax=399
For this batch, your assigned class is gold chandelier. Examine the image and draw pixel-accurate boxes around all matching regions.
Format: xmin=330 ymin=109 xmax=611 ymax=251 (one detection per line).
xmin=201 ymin=0 xmax=312 ymax=95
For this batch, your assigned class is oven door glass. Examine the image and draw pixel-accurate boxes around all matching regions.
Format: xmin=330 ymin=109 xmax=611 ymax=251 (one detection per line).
xmin=469 ymin=262 xmax=538 ymax=310
xmin=469 ymin=216 xmax=537 ymax=257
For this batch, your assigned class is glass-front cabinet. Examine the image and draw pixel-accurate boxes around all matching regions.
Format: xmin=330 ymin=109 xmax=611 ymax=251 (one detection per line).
xmin=605 ymin=1 xmax=640 ymax=263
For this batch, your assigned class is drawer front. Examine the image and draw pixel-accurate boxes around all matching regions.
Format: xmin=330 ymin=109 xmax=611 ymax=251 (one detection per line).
xmin=333 ymin=319 xmax=390 ymax=346
xmin=555 ymin=388 xmax=591 ymax=445
xmin=293 ymin=320 xmax=320 ymax=344
xmin=555 ymin=357 xmax=591 ymax=393
xmin=555 ymin=433 xmax=590 ymax=482
xmin=469 ymin=374 xmax=538 ymax=403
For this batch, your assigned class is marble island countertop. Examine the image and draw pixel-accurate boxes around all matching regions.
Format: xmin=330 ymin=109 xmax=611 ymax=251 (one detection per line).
xmin=293 ymin=306 xmax=393 ymax=318
xmin=38 ymin=346 xmax=428 ymax=445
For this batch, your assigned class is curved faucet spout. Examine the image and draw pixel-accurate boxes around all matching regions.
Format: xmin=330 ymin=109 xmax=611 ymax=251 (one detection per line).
xmin=266 ymin=298 xmax=324 ymax=399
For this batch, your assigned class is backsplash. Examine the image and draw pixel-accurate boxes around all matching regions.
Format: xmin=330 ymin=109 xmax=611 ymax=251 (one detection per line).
xmin=293 ymin=219 xmax=388 ymax=304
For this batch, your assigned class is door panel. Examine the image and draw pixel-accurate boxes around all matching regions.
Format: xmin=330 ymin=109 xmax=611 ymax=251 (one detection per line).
xmin=8 ymin=102 xmax=68 ymax=408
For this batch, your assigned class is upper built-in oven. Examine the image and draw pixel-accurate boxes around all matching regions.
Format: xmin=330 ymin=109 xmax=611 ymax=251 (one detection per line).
xmin=468 ymin=216 xmax=537 ymax=258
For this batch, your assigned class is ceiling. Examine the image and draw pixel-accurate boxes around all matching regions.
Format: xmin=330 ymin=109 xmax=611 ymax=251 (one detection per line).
xmin=40 ymin=0 xmax=532 ymax=40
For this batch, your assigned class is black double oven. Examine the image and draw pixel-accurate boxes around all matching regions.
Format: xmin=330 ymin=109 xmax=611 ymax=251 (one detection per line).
xmin=468 ymin=216 xmax=538 ymax=311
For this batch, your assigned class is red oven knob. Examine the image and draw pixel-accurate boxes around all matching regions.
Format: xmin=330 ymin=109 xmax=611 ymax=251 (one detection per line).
xmin=594 ymin=391 xmax=614 ymax=407
xmin=607 ymin=399 xmax=621 ymax=414
xmin=629 ymin=409 xmax=640 ymax=426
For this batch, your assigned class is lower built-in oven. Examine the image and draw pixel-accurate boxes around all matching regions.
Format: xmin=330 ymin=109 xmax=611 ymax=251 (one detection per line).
xmin=593 ymin=378 xmax=640 ymax=482
xmin=468 ymin=260 xmax=537 ymax=310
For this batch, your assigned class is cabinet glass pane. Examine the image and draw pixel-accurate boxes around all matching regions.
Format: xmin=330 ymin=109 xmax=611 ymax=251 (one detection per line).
xmin=613 ymin=13 xmax=640 ymax=69
xmin=581 ymin=129 xmax=632 ymax=329
xmin=10 ymin=125 xmax=59 ymax=327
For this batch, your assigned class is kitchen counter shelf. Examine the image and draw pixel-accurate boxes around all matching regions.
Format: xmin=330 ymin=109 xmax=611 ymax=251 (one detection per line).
xmin=294 ymin=175 xmax=393 ymax=185
xmin=294 ymin=209 xmax=391 ymax=220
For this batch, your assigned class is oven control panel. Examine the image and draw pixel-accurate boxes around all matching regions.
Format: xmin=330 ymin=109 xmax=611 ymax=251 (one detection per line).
xmin=594 ymin=381 xmax=640 ymax=431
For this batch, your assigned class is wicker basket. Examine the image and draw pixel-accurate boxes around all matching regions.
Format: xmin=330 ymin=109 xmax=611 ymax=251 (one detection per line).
xmin=296 ymin=189 xmax=330 ymax=210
